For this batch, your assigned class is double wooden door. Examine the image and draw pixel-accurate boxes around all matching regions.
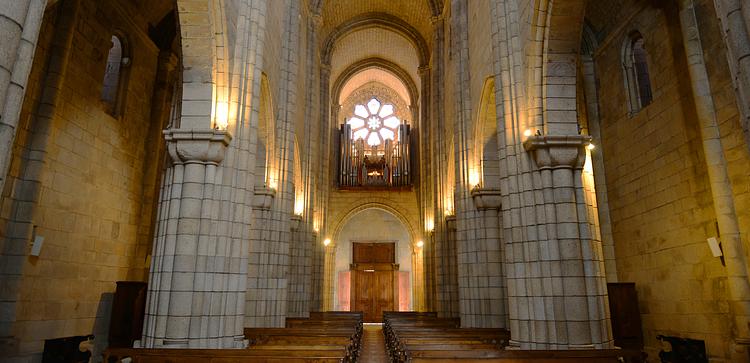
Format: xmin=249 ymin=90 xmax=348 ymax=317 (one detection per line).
xmin=351 ymin=242 xmax=398 ymax=322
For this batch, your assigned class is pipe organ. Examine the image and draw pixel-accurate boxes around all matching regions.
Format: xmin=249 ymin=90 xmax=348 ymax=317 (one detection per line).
xmin=339 ymin=123 xmax=411 ymax=187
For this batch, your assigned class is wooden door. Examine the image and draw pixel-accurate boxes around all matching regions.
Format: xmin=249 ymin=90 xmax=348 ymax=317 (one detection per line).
xmin=351 ymin=242 xmax=397 ymax=322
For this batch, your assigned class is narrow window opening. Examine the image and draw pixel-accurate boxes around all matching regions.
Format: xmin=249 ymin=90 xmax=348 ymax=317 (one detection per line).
xmin=623 ymin=32 xmax=653 ymax=115
xmin=632 ymin=38 xmax=652 ymax=107
xmin=102 ymin=35 xmax=129 ymax=116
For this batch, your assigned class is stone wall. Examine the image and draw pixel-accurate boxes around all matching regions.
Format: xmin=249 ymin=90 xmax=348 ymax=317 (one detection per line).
xmin=589 ymin=0 xmax=750 ymax=360
xmin=0 ymin=0 xmax=168 ymax=359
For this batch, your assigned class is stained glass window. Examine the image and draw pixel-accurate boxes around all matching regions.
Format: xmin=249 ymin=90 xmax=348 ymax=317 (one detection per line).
xmin=347 ymin=98 xmax=400 ymax=146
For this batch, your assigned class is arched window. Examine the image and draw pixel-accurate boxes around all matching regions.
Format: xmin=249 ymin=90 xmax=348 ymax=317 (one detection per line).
xmin=347 ymin=98 xmax=401 ymax=147
xmin=622 ymin=33 xmax=653 ymax=114
xmin=340 ymin=96 xmax=411 ymax=188
xmin=101 ymin=35 xmax=129 ymax=116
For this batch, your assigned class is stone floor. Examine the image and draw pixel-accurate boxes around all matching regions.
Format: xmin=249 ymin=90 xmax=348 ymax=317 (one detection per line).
xmin=359 ymin=323 xmax=388 ymax=363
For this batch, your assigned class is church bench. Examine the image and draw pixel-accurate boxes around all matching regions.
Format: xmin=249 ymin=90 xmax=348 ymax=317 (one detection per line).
xmin=243 ymin=314 xmax=363 ymax=361
xmin=102 ymin=347 xmax=348 ymax=363
xmin=405 ymin=348 xmax=644 ymax=363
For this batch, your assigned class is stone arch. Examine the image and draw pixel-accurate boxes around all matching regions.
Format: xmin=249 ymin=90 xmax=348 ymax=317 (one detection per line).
xmin=256 ymin=73 xmax=275 ymax=188
xmin=330 ymin=201 xmax=419 ymax=249
xmin=530 ymin=0 xmax=586 ymax=134
xmin=322 ymin=12 xmax=430 ymax=67
xmin=473 ymin=77 xmax=501 ymax=189
xmin=175 ymin=0 xmax=228 ymax=129
xmin=332 ymin=57 xmax=419 ymax=109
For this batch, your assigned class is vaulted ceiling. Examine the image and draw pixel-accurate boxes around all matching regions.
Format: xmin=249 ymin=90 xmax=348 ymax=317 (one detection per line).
xmin=329 ymin=27 xmax=420 ymax=99
xmin=319 ymin=0 xmax=435 ymax=43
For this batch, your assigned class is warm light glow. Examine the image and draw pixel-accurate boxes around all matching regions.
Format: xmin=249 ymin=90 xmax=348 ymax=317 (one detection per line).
xmin=583 ymin=149 xmax=594 ymax=173
xmin=443 ymin=197 xmax=454 ymax=216
xmin=523 ymin=129 xmax=533 ymax=138
xmin=586 ymin=143 xmax=596 ymax=150
xmin=294 ymin=195 xmax=304 ymax=216
xmin=469 ymin=170 xmax=481 ymax=188
xmin=323 ymin=238 xmax=331 ymax=246
xmin=425 ymin=218 xmax=434 ymax=232
xmin=215 ymin=102 xmax=229 ymax=129
xmin=416 ymin=240 xmax=424 ymax=248
xmin=268 ymin=178 xmax=278 ymax=190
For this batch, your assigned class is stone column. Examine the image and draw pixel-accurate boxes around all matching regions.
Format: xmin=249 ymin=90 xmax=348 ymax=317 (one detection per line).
xmin=287 ymin=214 xmax=307 ymax=317
xmin=0 ymin=0 xmax=46 ymax=194
xmin=470 ymin=188 xmax=507 ymax=328
xmin=322 ymin=243 xmax=336 ymax=310
xmin=679 ymin=2 xmax=750 ymax=359
xmin=520 ymin=135 xmax=612 ymax=350
xmin=245 ymin=186 xmax=282 ymax=327
xmin=141 ymin=129 xmax=239 ymax=348
xmin=712 ymin=0 xmax=750 ymax=146
xmin=442 ymin=216 xmax=460 ymax=317
xmin=0 ymin=0 xmax=78 ymax=348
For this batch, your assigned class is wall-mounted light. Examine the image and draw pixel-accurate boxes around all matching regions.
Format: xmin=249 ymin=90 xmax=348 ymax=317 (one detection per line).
xmin=294 ymin=195 xmax=304 ymax=216
xmin=323 ymin=238 xmax=331 ymax=246
xmin=425 ymin=218 xmax=434 ymax=232
xmin=523 ymin=129 xmax=533 ymax=138
xmin=214 ymin=101 xmax=229 ymax=130
xmin=416 ymin=240 xmax=424 ymax=248
xmin=586 ymin=143 xmax=596 ymax=151
xmin=469 ymin=170 xmax=481 ymax=188
xmin=268 ymin=178 xmax=278 ymax=191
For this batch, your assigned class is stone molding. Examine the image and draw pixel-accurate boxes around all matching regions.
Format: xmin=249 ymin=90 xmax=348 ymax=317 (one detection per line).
xmin=163 ymin=128 xmax=231 ymax=165
xmin=470 ymin=187 xmax=502 ymax=210
xmin=252 ymin=186 xmax=276 ymax=210
xmin=445 ymin=215 xmax=456 ymax=231
xmin=522 ymin=134 xmax=591 ymax=169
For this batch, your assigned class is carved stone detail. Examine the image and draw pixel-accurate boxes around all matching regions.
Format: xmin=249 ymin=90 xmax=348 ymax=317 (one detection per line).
xmin=470 ymin=187 xmax=502 ymax=210
xmin=163 ymin=129 xmax=232 ymax=165
xmin=252 ymin=186 xmax=276 ymax=210
xmin=522 ymin=134 xmax=591 ymax=169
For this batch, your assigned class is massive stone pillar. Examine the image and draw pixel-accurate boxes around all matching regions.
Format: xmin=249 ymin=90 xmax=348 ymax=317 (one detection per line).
xmin=141 ymin=129 xmax=248 ymax=348
xmin=516 ymin=135 xmax=612 ymax=350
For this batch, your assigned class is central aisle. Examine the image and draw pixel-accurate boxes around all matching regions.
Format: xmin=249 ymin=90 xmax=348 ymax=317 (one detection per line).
xmin=359 ymin=323 xmax=388 ymax=362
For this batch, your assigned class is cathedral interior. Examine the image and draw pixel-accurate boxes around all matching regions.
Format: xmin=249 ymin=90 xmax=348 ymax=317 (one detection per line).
xmin=1 ymin=0 xmax=750 ymax=362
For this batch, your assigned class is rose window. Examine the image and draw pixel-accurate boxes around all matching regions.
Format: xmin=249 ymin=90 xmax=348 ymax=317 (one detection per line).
xmin=347 ymin=98 xmax=400 ymax=146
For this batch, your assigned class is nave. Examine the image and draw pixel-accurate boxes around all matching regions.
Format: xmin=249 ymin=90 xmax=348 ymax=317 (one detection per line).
xmin=102 ymin=311 xmax=645 ymax=362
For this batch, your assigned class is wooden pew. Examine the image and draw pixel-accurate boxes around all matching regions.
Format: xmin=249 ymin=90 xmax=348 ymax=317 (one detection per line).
xmin=103 ymin=312 xmax=363 ymax=362
xmin=383 ymin=312 xmax=643 ymax=363
xmin=103 ymin=347 xmax=347 ymax=362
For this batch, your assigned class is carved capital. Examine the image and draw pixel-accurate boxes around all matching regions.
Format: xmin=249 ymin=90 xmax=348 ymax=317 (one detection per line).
xmin=163 ymin=129 xmax=231 ymax=165
xmin=522 ymin=135 xmax=591 ymax=169
xmin=290 ymin=215 xmax=302 ymax=231
xmin=252 ymin=186 xmax=276 ymax=210
xmin=471 ymin=187 xmax=502 ymax=210
xmin=445 ymin=215 xmax=457 ymax=231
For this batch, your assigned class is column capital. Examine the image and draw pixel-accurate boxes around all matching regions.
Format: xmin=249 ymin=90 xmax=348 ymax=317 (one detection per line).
xmin=470 ymin=187 xmax=502 ymax=210
xmin=163 ymin=128 xmax=231 ymax=165
xmin=523 ymin=134 xmax=591 ymax=169
xmin=445 ymin=215 xmax=457 ymax=231
xmin=418 ymin=65 xmax=432 ymax=76
xmin=290 ymin=214 xmax=302 ymax=231
xmin=252 ymin=186 xmax=276 ymax=210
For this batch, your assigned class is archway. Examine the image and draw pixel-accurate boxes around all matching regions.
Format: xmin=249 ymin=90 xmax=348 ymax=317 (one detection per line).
xmin=332 ymin=208 xmax=414 ymax=321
